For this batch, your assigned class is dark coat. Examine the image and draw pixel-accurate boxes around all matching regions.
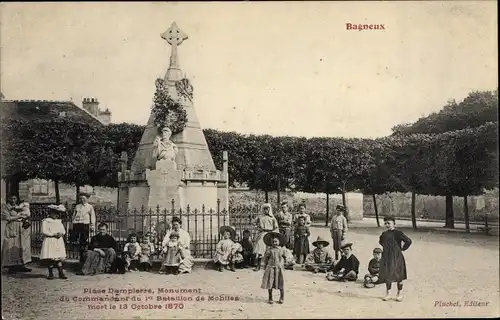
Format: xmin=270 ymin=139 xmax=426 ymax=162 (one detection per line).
xmin=379 ymin=229 xmax=412 ymax=282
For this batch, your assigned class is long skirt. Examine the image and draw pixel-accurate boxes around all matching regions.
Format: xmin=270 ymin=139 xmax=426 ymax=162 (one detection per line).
xmin=40 ymin=237 xmax=66 ymax=260
xmin=2 ymin=221 xmax=31 ymax=267
xmin=261 ymin=266 xmax=285 ymax=290
xmin=253 ymin=231 xmax=269 ymax=257
xmin=379 ymin=250 xmax=407 ymax=282
xmin=178 ymin=249 xmax=194 ymax=273
xmin=293 ymin=235 xmax=310 ymax=256
xmin=81 ymin=248 xmax=116 ymax=275
xmin=331 ymin=229 xmax=343 ymax=251
xmin=279 ymin=226 xmax=293 ymax=250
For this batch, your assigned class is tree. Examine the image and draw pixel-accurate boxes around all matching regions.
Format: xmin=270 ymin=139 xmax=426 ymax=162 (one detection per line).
xmin=392 ymin=89 xmax=498 ymax=135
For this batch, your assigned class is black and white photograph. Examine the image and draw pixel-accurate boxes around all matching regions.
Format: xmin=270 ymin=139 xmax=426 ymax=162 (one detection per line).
xmin=1 ymin=1 xmax=498 ymax=319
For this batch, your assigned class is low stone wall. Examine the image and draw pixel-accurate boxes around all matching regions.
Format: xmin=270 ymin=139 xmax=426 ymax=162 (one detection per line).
xmin=363 ymin=189 xmax=499 ymax=223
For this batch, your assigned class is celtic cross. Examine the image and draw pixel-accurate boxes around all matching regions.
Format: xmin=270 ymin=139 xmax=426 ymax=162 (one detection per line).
xmin=161 ymin=22 xmax=188 ymax=70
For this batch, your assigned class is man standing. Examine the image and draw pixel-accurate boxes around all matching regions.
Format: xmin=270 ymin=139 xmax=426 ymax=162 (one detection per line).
xmin=71 ymin=194 xmax=96 ymax=263
xmin=330 ymin=205 xmax=348 ymax=261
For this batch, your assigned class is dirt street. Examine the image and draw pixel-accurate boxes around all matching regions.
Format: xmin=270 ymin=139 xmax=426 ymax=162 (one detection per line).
xmin=2 ymin=227 xmax=499 ymax=319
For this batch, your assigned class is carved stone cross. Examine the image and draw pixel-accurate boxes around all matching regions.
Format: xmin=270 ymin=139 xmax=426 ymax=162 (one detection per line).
xmin=161 ymin=22 xmax=188 ymax=69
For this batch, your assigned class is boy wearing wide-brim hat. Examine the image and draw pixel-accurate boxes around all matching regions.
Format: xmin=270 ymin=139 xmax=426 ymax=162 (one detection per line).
xmin=304 ymin=236 xmax=335 ymax=273
xmin=213 ymin=226 xmax=238 ymax=272
xmin=326 ymin=241 xmax=360 ymax=282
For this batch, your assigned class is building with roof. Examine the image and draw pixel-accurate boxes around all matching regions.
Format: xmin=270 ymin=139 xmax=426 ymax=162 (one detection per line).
xmin=1 ymin=97 xmax=114 ymax=204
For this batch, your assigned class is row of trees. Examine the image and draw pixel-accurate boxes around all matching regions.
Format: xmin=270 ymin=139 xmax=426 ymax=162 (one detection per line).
xmin=1 ymin=90 xmax=498 ymax=228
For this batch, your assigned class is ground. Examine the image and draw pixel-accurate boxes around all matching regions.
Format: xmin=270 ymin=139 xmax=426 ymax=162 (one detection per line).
xmin=2 ymin=225 xmax=499 ymax=319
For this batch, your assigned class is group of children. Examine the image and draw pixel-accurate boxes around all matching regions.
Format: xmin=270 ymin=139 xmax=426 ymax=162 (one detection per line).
xmin=39 ymin=201 xmax=412 ymax=304
xmin=251 ymin=213 xmax=412 ymax=304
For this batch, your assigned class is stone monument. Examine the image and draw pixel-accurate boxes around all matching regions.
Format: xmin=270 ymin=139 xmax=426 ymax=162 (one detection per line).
xmin=117 ymin=22 xmax=229 ymax=240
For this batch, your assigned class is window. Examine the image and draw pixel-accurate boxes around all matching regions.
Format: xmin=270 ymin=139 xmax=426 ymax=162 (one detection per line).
xmin=32 ymin=179 xmax=50 ymax=195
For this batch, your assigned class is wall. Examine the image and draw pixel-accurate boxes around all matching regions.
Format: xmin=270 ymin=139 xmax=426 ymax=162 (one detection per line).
xmin=362 ymin=189 xmax=499 ymax=223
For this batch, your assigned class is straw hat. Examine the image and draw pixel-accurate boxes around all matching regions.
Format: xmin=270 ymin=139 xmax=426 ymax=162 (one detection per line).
xmin=340 ymin=240 xmax=353 ymax=250
xmin=263 ymin=232 xmax=286 ymax=247
xmin=219 ymin=226 xmax=236 ymax=240
xmin=312 ymin=236 xmax=329 ymax=248
xmin=47 ymin=204 xmax=66 ymax=212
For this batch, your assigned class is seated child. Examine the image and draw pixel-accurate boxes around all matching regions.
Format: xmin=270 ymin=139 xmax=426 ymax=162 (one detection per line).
xmin=305 ymin=236 xmax=335 ymax=273
xmin=364 ymin=248 xmax=382 ymax=288
xmin=326 ymin=241 xmax=360 ymax=282
xmin=239 ymin=229 xmax=254 ymax=268
xmin=231 ymin=238 xmax=245 ymax=269
xmin=283 ymin=247 xmax=296 ymax=270
xmin=213 ymin=226 xmax=238 ymax=272
xmin=160 ymin=232 xmax=184 ymax=275
xmin=139 ymin=232 xmax=155 ymax=272
xmin=123 ymin=234 xmax=142 ymax=272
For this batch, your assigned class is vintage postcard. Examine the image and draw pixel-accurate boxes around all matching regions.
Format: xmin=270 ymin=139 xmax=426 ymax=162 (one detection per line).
xmin=0 ymin=1 xmax=498 ymax=319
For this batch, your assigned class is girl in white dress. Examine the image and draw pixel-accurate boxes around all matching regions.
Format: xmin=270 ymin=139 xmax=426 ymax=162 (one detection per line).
xmin=40 ymin=204 xmax=67 ymax=279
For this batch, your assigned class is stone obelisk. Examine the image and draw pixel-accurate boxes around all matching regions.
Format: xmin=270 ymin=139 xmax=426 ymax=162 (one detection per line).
xmin=119 ymin=22 xmax=228 ymax=239
xmin=130 ymin=22 xmax=216 ymax=174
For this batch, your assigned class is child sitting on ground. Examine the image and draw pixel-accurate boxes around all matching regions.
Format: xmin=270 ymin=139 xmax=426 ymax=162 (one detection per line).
xmin=305 ymin=236 xmax=335 ymax=273
xmin=160 ymin=232 xmax=184 ymax=275
xmin=239 ymin=229 xmax=254 ymax=268
xmin=123 ymin=234 xmax=142 ymax=272
xmin=364 ymin=248 xmax=382 ymax=288
xmin=283 ymin=247 xmax=296 ymax=270
xmin=213 ymin=226 xmax=238 ymax=272
xmin=326 ymin=241 xmax=360 ymax=282
xmin=139 ymin=232 xmax=155 ymax=272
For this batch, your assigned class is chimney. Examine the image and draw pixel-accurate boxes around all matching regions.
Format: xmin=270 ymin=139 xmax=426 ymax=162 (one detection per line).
xmin=82 ymin=97 xmax=100 ymax=116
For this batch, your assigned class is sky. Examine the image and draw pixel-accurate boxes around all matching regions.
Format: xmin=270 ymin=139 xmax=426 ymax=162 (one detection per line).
xmin=0 ymin=2 xmax=497 ymax=138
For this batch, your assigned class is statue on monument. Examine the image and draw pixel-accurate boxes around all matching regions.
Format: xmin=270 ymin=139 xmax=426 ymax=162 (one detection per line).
xmin=152 ymin=126 xmax=178 ymax=163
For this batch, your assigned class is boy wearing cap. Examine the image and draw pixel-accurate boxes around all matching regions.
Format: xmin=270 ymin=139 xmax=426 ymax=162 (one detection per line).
xmin=364 ymin=248 xmax=382 ymax=288
xmin=326 ymin=241 xmax=359 ymax=282
xmin=330 ymin=205 xmax=348 ymax=261
xmin=304 ymin=236 xmax=335 ymax=273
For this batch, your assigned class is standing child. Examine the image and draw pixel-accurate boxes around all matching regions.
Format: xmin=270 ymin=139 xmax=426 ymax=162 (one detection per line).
xmin=123 ymin=234 xmax=141 ymax=272
xmin=261 ymin=232 xmax=287 ymax=304
xmin=364 ymin=248 xmax=382 ymax=288
xmin=40 ymin=204 xmax=68 ymax=280
xmin=213 ymin=226 xmax=237 ymax=272
xmin=160 ymin=232 xmax=184 ymax=275
xmin=293 ymin=216 xmax=310 ymax=264
xmin=379 ymin=216 xmax=412 ymax=302
xmin=330 ymin=205 xmax=348 ymax=261
xmin=239 ymin=229 xmax=254 ymax=268
xmin=139 ymin=232 xmax=155 ymax=272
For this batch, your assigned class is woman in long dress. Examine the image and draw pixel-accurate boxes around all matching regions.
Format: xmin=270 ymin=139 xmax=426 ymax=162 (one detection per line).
xmin=253 ymin=203 xmax=279 ymax=271
xmin=161 ymin=216 xmax=194 ymax=274
xmin=1 ymin=195 xmax=32 ymax=273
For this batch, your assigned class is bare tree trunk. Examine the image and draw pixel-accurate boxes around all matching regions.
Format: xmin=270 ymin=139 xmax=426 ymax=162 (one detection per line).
xmin=445 ymin=194 xmax=454 ymax=228
xmin=76 ymin=184 xmax=80 ymax=202
xmin=276 ymin=178 xmax=281 ymax=205
xmin=411 ymin=191 xmax=417 ymax=229
xmin=341 ymin=188 xmax=349 ymax=221
xmin=372 ymin=194 xmax=380 ymax=227
xmin=55 ymin=180 xmax=61 ymax=204
xmin=464 ymin=196 xmax=470 ymax=232
xmin=264 ymin=190 xmax=269 ymax=203
xmin=325 ymin=193 xmax=330 ymax=227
